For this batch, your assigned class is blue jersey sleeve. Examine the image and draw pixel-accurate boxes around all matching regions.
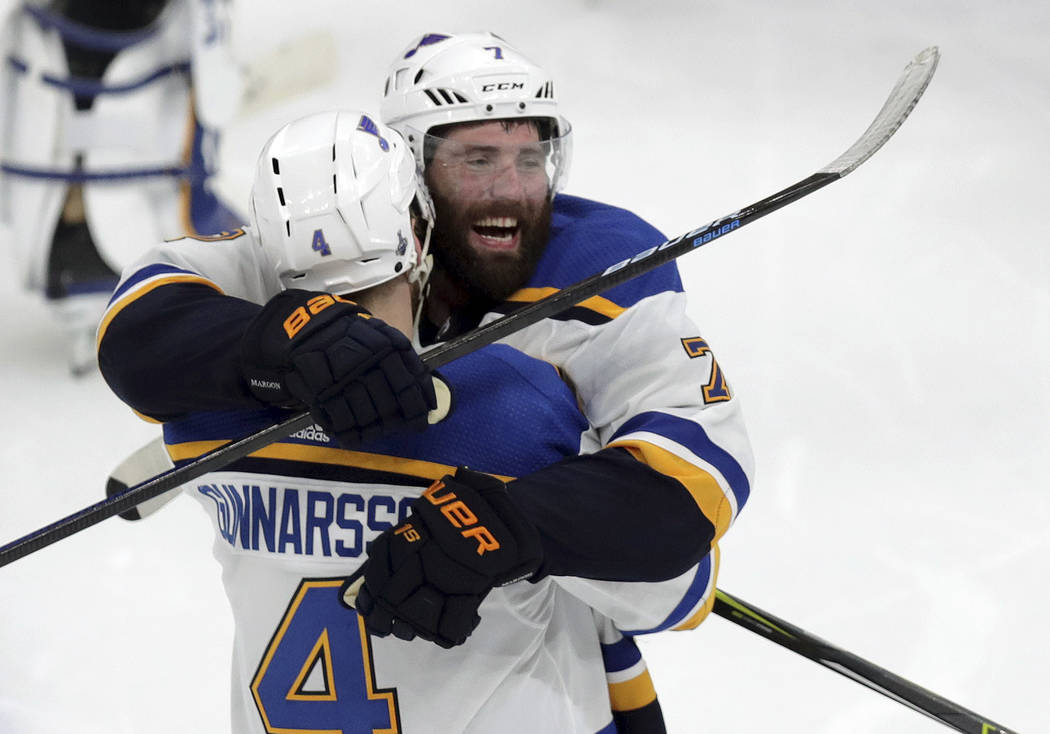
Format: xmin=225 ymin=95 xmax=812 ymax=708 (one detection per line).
xmin=532 ymin=194 xmax=683 ymax=307
xmin=98 ymin=279 xmax=264 ymax=420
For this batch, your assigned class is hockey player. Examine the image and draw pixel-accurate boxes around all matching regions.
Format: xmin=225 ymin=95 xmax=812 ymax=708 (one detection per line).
xmin=98 ymin=110 xmax=688 ymax=733
xmin=365 ymin=22 xmax=755 ymax=667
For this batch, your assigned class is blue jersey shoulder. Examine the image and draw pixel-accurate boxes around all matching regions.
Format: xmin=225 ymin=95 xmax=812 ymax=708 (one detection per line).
xmin=529 ymin=194 xmax=683 ymax=308
xmin=369 ymin=343 xmax=587 ymax=477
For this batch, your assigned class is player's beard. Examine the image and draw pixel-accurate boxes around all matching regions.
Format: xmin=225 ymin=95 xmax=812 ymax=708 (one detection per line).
xmin=427 ymin=191 xmax=552 ymax=304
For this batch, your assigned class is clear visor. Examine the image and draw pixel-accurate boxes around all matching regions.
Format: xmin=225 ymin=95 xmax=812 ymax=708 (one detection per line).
xmin=422 ymin=120 xmax=572 ymax=198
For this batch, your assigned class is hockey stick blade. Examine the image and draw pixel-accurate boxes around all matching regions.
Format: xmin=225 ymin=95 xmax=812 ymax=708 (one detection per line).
xmin=713 ymin=590 xmax=1018 ymax=734
xmin=105 ymin=436 xmax=179 ymax=521
xmin=0 ymin=46 xmax=939 ymax=569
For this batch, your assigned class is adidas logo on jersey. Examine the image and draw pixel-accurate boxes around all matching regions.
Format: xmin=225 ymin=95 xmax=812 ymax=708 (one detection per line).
xmin=292 ymin=424 xmax=331 ymax=443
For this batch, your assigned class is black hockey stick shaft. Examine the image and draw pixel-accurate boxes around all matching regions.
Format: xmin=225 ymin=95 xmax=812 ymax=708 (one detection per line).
xmin=0 ymin=47 xmax=940 ymax=569
xmin=713 ymin=590 xmax=1017 ymax=734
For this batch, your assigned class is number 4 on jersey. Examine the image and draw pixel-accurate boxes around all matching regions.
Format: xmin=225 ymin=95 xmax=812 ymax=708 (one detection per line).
xmin=251 ymin=579 xmax=401 ymax=733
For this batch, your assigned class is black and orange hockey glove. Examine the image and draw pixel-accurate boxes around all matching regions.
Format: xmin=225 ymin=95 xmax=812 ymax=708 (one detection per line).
xmin=347 ymin=467 xmax=543 ymax=648
xmin=240 ymin=289 xmax=435 ymax=447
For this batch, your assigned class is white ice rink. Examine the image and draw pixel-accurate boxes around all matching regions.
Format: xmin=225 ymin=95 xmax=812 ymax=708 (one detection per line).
xmin=1 ymin=1 xmax=1046 ymax=732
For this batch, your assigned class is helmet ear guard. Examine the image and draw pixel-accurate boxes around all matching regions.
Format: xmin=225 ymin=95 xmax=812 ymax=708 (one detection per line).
xmin=249 ymin=110 xmax=427 ymax=295
xmin=380 ymin=31 xmax=572 ymax=196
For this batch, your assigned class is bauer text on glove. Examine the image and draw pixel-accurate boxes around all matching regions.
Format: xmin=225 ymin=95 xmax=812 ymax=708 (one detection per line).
xmin=346 ymin=468 xmax=542 ymax=648
xmin=240 ymin=289 xmax=436 ymax=447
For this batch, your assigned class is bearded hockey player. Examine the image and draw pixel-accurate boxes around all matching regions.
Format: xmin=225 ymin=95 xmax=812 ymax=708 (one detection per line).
xmin=379 ymin=31 xmax=753 ymax=606
xmin=376 ymin=25 xmax=754 ymax=651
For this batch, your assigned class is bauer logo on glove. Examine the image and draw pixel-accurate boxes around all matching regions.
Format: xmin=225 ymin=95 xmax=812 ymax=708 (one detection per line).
xmin=240 ymin=288 xmax=436 ymax=447
xmin=282 ymin=292 xmax=361 ymax=339
xmin=345 ymin=467 xmax=543 ymax=648
xmin=423 ymin=480 xmax=501 ymax=555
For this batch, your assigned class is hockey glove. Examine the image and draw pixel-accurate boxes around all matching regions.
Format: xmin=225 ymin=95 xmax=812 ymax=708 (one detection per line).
xmin=240 ymin=289 xmax=436 ymax=447
xmin=349 ymin=468 xmax=543 ymax=648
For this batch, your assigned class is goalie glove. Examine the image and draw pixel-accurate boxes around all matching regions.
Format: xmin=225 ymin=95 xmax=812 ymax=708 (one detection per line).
xmin=240 ymin=289 xmax=436 ymax=447
xmin=346 ymin=468 xmax=543 ymax=648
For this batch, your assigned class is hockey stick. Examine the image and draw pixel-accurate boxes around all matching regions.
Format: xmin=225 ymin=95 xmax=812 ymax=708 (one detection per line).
xmin=0 ymin=46 xmax=940 ymax=569
xmin=712 ymin=590 xmax=1017 ymax=734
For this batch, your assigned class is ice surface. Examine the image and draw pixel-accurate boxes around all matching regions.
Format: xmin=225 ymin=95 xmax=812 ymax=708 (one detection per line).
xmin=1 ymin=1 xmax=1046 ymax=732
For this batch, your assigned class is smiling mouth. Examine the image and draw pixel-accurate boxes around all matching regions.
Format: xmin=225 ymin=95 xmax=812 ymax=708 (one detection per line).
xmin=472 ymin=216 xmax=520 ymax=249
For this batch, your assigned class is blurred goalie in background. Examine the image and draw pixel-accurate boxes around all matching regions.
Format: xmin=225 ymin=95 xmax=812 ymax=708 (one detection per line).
xmin=0 ymin=0 xmax=244 ymax=374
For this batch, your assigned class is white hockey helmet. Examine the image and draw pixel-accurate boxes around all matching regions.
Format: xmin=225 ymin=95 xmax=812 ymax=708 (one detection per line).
xmin=380 ymin=32 xmax=572 ymax=194
xmin=249 ymin=109 xmax=431 ymax=295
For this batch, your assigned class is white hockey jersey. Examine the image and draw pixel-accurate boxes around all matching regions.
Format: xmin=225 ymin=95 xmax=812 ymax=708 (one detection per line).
xmin=97 ymin=212 xmax=733 ymax=732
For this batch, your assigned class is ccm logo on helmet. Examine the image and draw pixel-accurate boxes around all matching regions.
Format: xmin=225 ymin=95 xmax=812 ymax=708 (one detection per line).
xmin=283 ymin=293 xmax=359 ymax=339
xmin=480 ymin=81 xmax=525 ymax=92
xmin=423 ymin=480 xmax=501 ymax=555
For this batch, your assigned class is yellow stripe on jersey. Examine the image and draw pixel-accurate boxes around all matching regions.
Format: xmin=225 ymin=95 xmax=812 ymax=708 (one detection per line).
xmin=672 ymin=542 xmax=721 ymax=631
xmin=166 ymin=439 xmax=515 ymax=483
xmin=505 ymin=287 xmax=627 ymax=320
xmin=96 ymin=274 xmax=223 ymax=347
xmin=132 ymin=409 xmax=163 ymax=424
xmin=608 ymin=668 xmax=658 ymax=712
xmin=167 ymin=439 xmax=230 ymax=460
xmin=608 ymin=439 xmax=735 ymax=541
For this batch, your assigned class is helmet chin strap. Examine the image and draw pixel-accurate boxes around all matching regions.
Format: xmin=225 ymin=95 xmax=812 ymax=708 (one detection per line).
xmin=409 ymin=218 xmax=434 ymax=350
xmin=410 ymin=273 xmax=432 ymax=352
